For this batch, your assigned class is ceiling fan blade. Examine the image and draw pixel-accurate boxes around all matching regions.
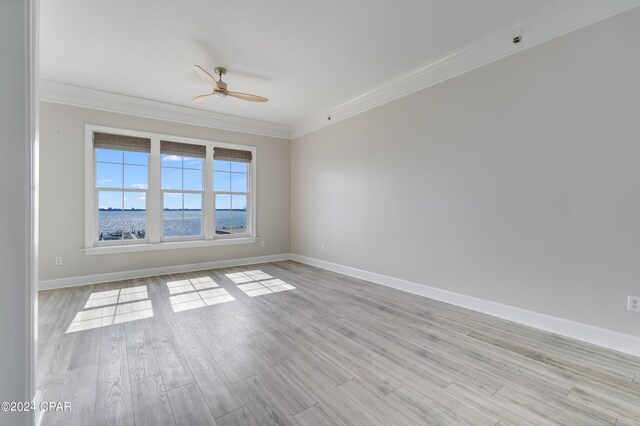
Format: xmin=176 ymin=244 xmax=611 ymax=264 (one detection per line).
xmin=192 ymin=93 xmax=213 ymax=102
xmin=193 ymin=65 xmax=219 ymax=89
xmin=227 ymin=91 xmax=269 ymax=102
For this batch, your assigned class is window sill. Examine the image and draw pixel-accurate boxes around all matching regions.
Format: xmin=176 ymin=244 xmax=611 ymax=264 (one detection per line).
xmin=84 ymin=237 xmax=257 ymax=255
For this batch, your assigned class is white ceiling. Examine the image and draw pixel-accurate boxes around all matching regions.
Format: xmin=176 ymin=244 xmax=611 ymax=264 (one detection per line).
xmin=41 ymin=0 xmax=559 ymax=127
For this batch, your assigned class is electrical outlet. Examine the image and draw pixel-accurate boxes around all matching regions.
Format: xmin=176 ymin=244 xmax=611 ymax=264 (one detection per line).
xmin=320 ymin=243 xmax=325 ymax=252
xmin=260 ymin=241 xmax=266 ymax=248
xmin=628 ymin=296 xmax=640 ymax=312
xmin=55 ymin=256 xmax=63 ymax=266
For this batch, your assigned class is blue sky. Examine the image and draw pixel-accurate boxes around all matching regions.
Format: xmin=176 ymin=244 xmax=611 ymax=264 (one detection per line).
xmin=96 ymin=164 xmax=148 ymax=189
xmin=214 ymin=160 xmax=247 ymax=192
xmin=96 ymin=149 xmax=149 ymax=189
xmin=97 ymin=150 xmax=248 ymax=210
xmin=161 ymin=155 xmax=202 ymax=191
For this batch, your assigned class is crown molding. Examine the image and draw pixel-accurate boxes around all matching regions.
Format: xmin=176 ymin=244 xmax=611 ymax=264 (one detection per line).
xmin=39 ymin=80 xmax=291 ymax=139
xmin=39 ymin=0 xmax=640 ymax=141
xmin=291 ymin=0 xmax=640 ymax=139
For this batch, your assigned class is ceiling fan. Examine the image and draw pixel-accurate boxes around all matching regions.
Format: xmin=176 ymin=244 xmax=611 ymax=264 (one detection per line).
xmin=192 ymin=65 xmax=268 ymax=103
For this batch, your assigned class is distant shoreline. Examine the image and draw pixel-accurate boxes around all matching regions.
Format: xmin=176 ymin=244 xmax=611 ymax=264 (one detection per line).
xmin=99 ymin=208 xmax=247 ymax=212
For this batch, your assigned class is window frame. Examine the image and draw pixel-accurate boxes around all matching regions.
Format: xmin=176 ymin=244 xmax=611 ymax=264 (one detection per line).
xmin=160 ymin=153 xmax=205 ymax=242
xmin=84 ymin=125 xmax=257 ymax=254
xmin=93 ymin=147 xmax=150 ymax=247
xmin=213 ymin=160 xmax=251 ymax=239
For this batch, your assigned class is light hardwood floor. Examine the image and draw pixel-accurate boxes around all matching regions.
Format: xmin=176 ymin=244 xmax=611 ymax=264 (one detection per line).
xmin=38 ymin=261 xmax=640 ymax=425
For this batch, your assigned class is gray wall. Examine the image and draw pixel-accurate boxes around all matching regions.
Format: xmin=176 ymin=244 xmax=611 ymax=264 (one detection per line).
xmin=292 ymin=7 xmax=640 ymax=337
xmin=0 ymin=0 xmax=35 ymax=424
xmin=39 ymin=102 xmax=290 ymax=281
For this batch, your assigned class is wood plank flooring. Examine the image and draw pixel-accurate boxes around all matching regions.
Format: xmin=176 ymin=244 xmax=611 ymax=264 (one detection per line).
xmin=38 ymin=261 xmax=640 ymax=425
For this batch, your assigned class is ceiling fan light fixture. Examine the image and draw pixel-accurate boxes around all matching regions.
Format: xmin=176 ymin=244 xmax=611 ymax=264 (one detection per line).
xmin=214 ymin=90 xmax=227 ymax=98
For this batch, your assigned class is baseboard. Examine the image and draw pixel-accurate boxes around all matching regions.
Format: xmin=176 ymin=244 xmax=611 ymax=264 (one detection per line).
xmin=38 ymin=253 xmax=290 ymax=290
xmin=38 ymin=252 xmax=640 ymax=357
xmin=290 ymin=254 xmax=640 ymax=357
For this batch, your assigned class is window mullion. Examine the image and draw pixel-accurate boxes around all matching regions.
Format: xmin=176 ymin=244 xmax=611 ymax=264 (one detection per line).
xmin=148 ymin=138 xmax=162 ymax=243
xmin=204 ymin=146 xmax=215 ymax=240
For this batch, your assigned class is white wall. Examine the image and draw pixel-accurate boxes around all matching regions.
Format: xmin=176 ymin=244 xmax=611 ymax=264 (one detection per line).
xmin=39 ymin=102 xmax=290 ymax=282
xmin=292 ymin=7 xmax=640 ymax=338
xmin=0 ymin=0 xmax=36 ymax=424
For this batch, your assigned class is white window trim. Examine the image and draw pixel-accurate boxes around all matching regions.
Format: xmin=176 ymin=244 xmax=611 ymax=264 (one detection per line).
xmin=83 ymin=237 xmax=258 ymax=255
xmin=84 ymin=124 xmax=257 ymax=254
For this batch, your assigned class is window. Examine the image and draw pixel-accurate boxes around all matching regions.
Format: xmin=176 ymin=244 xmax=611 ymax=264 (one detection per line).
xmin=94 ymin=132 xmax=150 ymax=243
xmin=213 ymin=147 xmax=252 ymax=236
xmin=85 ymin=126 xmax=256 ymax=253
xmin=161 ymin=141 xmax=205 ymax=239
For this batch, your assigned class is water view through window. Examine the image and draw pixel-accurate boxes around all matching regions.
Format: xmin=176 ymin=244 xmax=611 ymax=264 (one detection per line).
xmin=95 ymin=138 xmax=251 ymax=242
xmin=97 ymin=148 xmax=148 ymax=241
xmin=99 ymin=209 xmax=228 ymax=239
xmin=214 ymin=159 xmax=248 ymax=234
xmin=161 ymin=153 xmax=204 ymax=238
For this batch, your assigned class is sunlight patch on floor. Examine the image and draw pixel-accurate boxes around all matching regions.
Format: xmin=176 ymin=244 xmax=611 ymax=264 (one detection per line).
xmin=67 ymin=287 xmax=153 ymax=333
xmin=167 ymin=277 xmax=234 ymax=312
xmin=84 ymin=285 xmax=148 ymax=309
xmin=227 ymin=270 xmax=296 ymax=297
xmin=167 ymin=276 xmax=219 ymax=295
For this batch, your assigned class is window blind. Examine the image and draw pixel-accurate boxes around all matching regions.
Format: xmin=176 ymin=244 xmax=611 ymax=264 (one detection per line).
xmin=160 ymin=140 xmax=206 ymax=158
xmin=93 ymin=132 xmax=151 ymax=153
xmin=213 ymin=147 xmax=253 ymax=163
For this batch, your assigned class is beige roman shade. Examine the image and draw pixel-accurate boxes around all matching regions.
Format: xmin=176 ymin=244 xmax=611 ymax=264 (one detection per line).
xmin=213 ymin=147 xmax=253 ymax=163
xmin=160 ymin=140 xmax=206 ymax=158
xmin=93 ymin=132 xmax=151 ymax=153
